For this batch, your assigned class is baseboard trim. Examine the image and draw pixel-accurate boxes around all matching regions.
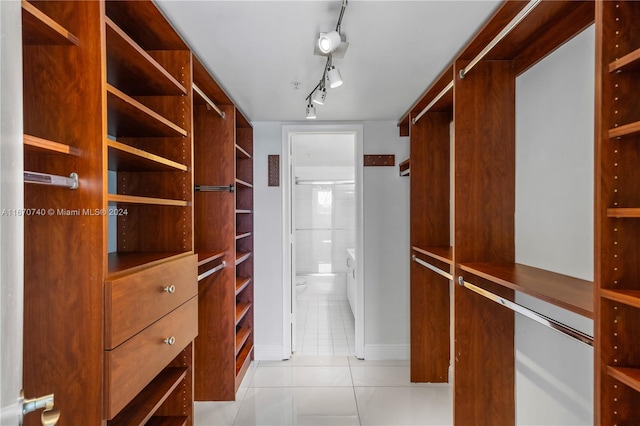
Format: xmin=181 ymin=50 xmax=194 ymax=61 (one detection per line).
xmin=254 ymin=345 xmax=287 ymax=361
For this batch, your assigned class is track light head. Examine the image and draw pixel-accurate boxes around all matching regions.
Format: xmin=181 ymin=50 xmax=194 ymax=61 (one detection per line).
xmin=305 ymin=103 xmax=316 ymax=119
xmin=312 ymin=87 xmax=327 ymax=105
xmin=327 ymin=65 xmax=343 ymax=88
xmin=318 ymin=31 xmax=342 ymax=54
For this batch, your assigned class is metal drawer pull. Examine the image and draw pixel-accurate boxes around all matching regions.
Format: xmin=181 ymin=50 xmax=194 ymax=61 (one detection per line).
xmin=163 ymin=336 xmax=176 ymax=346
xmin=163 ymin=285 xmax=176 ymax=294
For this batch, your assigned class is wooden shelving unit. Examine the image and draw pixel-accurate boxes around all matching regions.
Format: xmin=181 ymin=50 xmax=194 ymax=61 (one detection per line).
xmin=596 ymin=1 xmax=640 ymax=423
xmin=400 ymin=1 xmax=596 ymax=424
xmin=234 ymin=110 xmax=255 ymax=394
xmin=192 ymin=54 xmax=254 ymax=401
xmin=21 ymin=0 xmax=253 ymax=423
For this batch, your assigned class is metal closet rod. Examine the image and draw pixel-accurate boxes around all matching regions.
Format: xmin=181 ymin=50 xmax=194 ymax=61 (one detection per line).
xmin=458 ymin=0 xmax=542 ymax=79
xmin=193 ymin=84 xmax=225 ymax=119
xmin=412 ymin=255 xmax=453 ymax=281
xmin=198 ymin=260 xmax=226 ymax=281
xmin=457 ymin=276 xmax=593 ymax=347
xmin=412 ymin=81 xmax=453 ymax=125
xmin=195 ymin=184 xmax=234 ymax=193
xmin=24 ymin=171 xmax=79 ymax=190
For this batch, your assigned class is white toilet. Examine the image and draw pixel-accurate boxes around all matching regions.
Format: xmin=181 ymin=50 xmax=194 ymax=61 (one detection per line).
xmin=295 ymin=277 xmax=308 ymax=296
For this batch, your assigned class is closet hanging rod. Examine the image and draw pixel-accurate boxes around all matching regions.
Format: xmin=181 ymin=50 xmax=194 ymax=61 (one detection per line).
xmin=412 ymin=80 xmax=454 ymax=124
xmin=457 ymin=276 xmax=593 ymax=347
xmin=24 ymin=171 xmax=79 ymax=190
xmin=412 ymin=255 xmax=453 ymax=281
xmin=458 ymin=0 xmax=541 ymax=79
xmin=198 ymin=260 xmax=226 ymax=281
xmin=295 ymin=179 xmax=355 ymax=185
xmin=193 ymin=84 xmax=225 ymax=119
xmin=195 ymin=184 xmax=234 ymax=193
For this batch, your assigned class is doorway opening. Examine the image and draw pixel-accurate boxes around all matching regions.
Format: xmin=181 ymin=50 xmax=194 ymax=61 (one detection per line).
xmin=282 ymin=124 xmax=364 ymax=359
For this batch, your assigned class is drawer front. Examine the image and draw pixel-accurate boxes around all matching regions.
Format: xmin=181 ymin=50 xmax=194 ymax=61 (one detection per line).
xmin=105 ymin=254 xmax=197 ymax=349
xmin=105 ymin=297 xmax=198 ymax=419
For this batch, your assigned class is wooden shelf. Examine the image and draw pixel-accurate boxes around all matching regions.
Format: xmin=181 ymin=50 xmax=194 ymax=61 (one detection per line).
xmin=23 ymin=134 xmax=80 ymax=156
xmin=21 ymin=0 xmax=79 ymax=46
xmin=399 ymin=158 xmax=410 ymax=177
xmin=235 ymin=251 xmax=251 ymax=265
xmin=197 ymin=251 xmax=225 ymax=266
xmin=108 ymin=193 xmax=188 ymax=207
xmin=601 ymin=289 xmax=640 ymax=310
xmin=607 ymin=366 xmax=640 ymax=394
xmin=236 ymin=144 xmax=252 ymax=159
xmin=609 ymin=47 xmax=640 ymax=73
xmin=107 ymin=252 xmax=191 ymax=277
xmin=235 ymin=302 xmax=251 ymax=325
xmin=412 ymin=246 xmax=453 ymax=265
xmin=236 ymin=232 xmax=252 ymax=240
xmin=236 ymin=277 xmax=251 ymax=296
xmin=235 ymin=343 xmax=253 ymax=376
xmin=607 ymin=208 xmax=640 ymax=218
xmin=235 ymin=326 xmax=252 ymax=356
xmin=108 ymin=140 xmax=187 ymax=172
xmin=146 ymin=417 xmax=188 ymax=426
xmin=608 ymin=121 xmax=640 ymax=140
xmin=235 ymin=178 xmax=253 ymax=189
xmin=107 ymin=367 xmax=187 ymax=426
xmin=107 ymin=84 xmax=187 ymax=138
xmin=459 ymin=262 xmax=593 ymax=318
xmin=106 ymin=18 xmax=186 ymax=96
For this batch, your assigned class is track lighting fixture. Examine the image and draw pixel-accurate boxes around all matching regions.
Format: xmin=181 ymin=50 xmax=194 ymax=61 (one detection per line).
xmin=303 ymin=0 xmax=348 ymax=119
xmin=327 ymin=65 xmax=343 ymax=88
xmin=312 ymin=86 xmax=327 ymax=105
xmin=306 ymin=103 xmax=316 ymax=119
xmin=318 ymin=30 xmax=342 ymax=54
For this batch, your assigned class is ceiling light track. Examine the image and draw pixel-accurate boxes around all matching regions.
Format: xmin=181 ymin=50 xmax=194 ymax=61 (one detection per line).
xmin=305 ymin=0 xmax=347 ymax=120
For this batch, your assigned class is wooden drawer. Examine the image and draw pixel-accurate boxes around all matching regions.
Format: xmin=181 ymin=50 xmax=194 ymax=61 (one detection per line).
xmin=105 ymin=297 xmax=197 ymax=420
xmin=105 ymin=254 xmax=197 ymax=349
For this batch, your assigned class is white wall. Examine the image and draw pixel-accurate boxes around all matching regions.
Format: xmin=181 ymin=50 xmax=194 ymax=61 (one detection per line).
xmin=514 ymin=25 xmax=594 ymax=425
xmin=253 ymin=121 xmax=410 ymax=360
xmin=0 ymin=0 xmax=24 ymax=421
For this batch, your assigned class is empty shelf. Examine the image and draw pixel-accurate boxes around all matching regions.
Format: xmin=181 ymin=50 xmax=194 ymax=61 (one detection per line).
xmin=601 ymin=288 xmax=640 ymax=310
xmin=459 ymin=262 xmax=593 ymax=318
xmin=107 ymin=367 xmax=187 ymax=426
xmin=235 ymin=302 xmax=252 ymax=325
xmin=607 ymin=366 xmax=640 ymax=394
xmin=108 ymin=140 xmax=187 ymax=172
xmin=608 ymin=121 xmax=640 ymax=140
xmin=106 ymin=18 xmax=186 ymax=96
xmin=609 ymin=47 xmax=640 ymax=73
xmin=108 ymin=194 xmax=188 ymax=207
xmin=236 ymin=277 xmax=251 ymax=296
xmin=412 ymin=246 xmax=453 ymax=265
xmin=107 ymin=85 xmax=187 ymax=138
xmin=24 ymin=134 xmax=79 ymax=156
xmin=22 ymin=0 xmax=79 ymax=45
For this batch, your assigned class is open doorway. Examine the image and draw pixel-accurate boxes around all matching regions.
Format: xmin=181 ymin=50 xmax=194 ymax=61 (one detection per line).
xmin=282 ymin=124 xmax=364 ymax=359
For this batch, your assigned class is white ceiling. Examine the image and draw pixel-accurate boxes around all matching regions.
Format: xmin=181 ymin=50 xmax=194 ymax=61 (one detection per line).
xmin=156 ymin=0 xmax=501 ymax=123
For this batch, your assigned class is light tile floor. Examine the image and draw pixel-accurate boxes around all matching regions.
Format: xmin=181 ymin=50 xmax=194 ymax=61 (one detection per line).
xmin=295 ymin=299 xmax=356 ymax=357
xmin=194 ymin=356 xmax=453 ymax=426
